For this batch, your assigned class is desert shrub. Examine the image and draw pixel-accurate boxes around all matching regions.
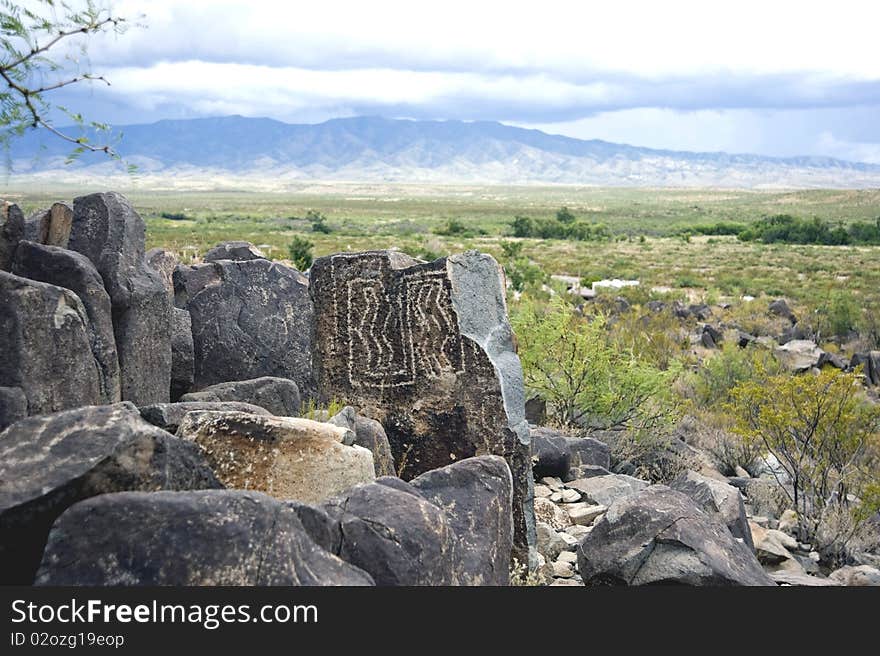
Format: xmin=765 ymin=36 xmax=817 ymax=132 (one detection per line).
xmin=812 ymin=289 xmax=861 ymax=340
xmin=738 ymin=214 xmax=850 ymax=245
xmin=160 ymin=211 xmax=190 ymax=220
xmin=307 ymin=209 xmax=332 ymax=234
xmin=728 ymin=368 xmax=880 ymax=563
xmin=511 ymin=296 xmax=680 ymax=432
xmin=287 ymin=236 xmax=314 ymax=271
xmin=604 ymin=429 xmax=697 ymax=484
xmin=510 ymin=213 xmax=610 ymax=242
xmin=691 ymin=342 xmax=782 ymax=410
xmin=609 ymin=309 xmax=688 ymax=370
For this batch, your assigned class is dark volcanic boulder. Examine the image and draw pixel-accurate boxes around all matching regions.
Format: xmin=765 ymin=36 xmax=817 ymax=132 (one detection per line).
xmin=170 ymin=308 xmax=195 ymax=401
xmin=12 ymin=241 xmax=122 ymax=403
xmin=321 ymin=478 xmax=457 ymax=585
xmin=35 ymin=490 xmax=373 ymax=586
xmin=0 ymin=271 xmax=104 ymax=416
xmin=203 ymin=240 xmax=266 ymax=262
xmin=0 ymin=403 xmax=220 ymax=584
xmin=568 ymin=436 xmax=612 ymax=470
xmin=0 ymin=202 xmax=25 ymax=271
xmin=411 ymin=456 xmax=513 ymax=585
xmin=0 ymin=386 xmax=27 ymax=431
xmin=310 ymin=250 xmax=534 ymax=563
xmin=68 ymin=192 xmax=172 ymax=406
xmin=769 ymin=298 xmax=797 ymax=324
xmin=530 ymin=429 xmax=571 ymax=479
xmin=354 ymin=415 xmax=396 ymax=477
xmin=174 ymin=258 xmax=313 ymax=396
xmin=851 ymin=351 xmax=880 ymax=386
xmin=576 ymin=485 xmax=773 ymax=586
xmin=670 ymin=470 xmax=754 ymax=550
xmin=180 ymin=376 xmax=301 ymax=416
xmin=139 ymin=401 xmax=271 ymax=433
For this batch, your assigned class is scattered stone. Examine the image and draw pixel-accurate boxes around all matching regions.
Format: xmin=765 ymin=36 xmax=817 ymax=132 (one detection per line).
xmin=12 ymin=241 xmax=121 ymax=404
xmin=541 ymin=476 xmax=564 ymax=491
xmin=68 ymin=192 xmax=172 ymax=406
xmin=0 ymin=403 xmax=220 ymax=584
xmin=139 ymin=401 xmax=271 ymax=433
xmin=564 ymin=525 xmax=591 ymax=539
xmin=180 ymin=376 xmax=301 ymax=417
xmin=560 ymin=488 xmax=581 ymax=503
xmin=35 ymin=490 xmax=373 ymax=586
xmin=321 ymin=478 xmax=457 ymax=585
xmin=565 ymin=503 xmax=607 ymax=526
xmin=770 ymin=571 xmax=840 ymax=586
xmin=577 ymin=486 xmax=773 ymax=586
xmin=534 ymin=484 xmax=552 ymax=498
xmin=536 ymin=521 xmax=567 ymax=561
xmin=829 ymin=564 xmax=880 ymax=586
xmin=749 ymin=521 xmax=796 ymax=565
xmin=736 ymin=331 xmax=756 ymax=348
xmin=851 ymin=351 xmax=880 ymax=386
xmin=0 ymin=272 xmax=104 ymax=417
xmin=774 ymin=339 xmax=826 ymax=373
xmin=552 ymin=560 xmax=575 ymax=578
xmin=559 ymin=532 xmax=580 ymax=547
xmin=557 ymin=551 xmax=577 ymax=564
xmin=411 ymin=456 xmax=513 ymax=585
xmin=701 ymin=324 xmax=722 ymax=349
xmin=176 ymin=411 xmax=374 ymax=505
xmin=174 ymin=258 xmax=313 ymax=397
xmin=534 ymin=497 xmax=572 ymax=530
xmin=203 ymin=241 xmax=266 ymax=262
xmin=531 ymin=429 xmax=571 ymax=479
xmin=670 ymin=470 xmax=754 ymax=550
xmin=567 ymin=474 xmax=648 ymax=507
xmin=777 ymin=509 xmax=799 ymax=536
xmin=310 ymin=250 xmax=534 ymax=561
xmin=768 ymin=298 xmax=797 ymax=324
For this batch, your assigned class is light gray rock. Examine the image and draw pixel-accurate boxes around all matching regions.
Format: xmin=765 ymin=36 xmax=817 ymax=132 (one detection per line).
xmin=0 ymin=403 xmax=220 ymax=584
xmin=829 ymin=564 xmax=880 ymax=586
xmin=567 ymin=474 xmax=648 ymax=507
xmin=22 ymin=202 xmax=72 ymax=248
xmin=577 ymin=485 xmax=773 ymax=586
xmin=536 ymin=521 xmax=567 ymax=561
xmin=774 ymin=339 xmax=825 ymax=373
xmin=203 ymin=241 xmax=266 ymax=262
xmin=35 ymin=490 xmax=373 ymax=586
xmin=534 ymin=497 xmax=572 ymax=530
xmin=146 ymin=247 xmax=179 ymax=302
xmin=310 ymin=249 xmax=534 ymax=563
xmin=566 ymin=503 xmax=607 ymax=526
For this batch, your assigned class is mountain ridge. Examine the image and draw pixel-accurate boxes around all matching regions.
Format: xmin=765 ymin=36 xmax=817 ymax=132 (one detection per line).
xmin=9 ymin=115 xmax=880 ymax=188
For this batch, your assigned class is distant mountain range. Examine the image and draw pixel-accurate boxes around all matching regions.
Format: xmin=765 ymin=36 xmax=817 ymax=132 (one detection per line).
xmin=9 ymin=115 xmax=880 ymax=188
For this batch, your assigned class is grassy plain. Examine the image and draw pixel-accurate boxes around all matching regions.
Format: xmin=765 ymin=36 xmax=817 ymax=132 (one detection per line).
xmin=6 ymin=183 xmax=880 ymax=312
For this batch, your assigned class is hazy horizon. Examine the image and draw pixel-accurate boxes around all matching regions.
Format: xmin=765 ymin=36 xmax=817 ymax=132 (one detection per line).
xmin=34 ymin=0 xmax=880 ymax=164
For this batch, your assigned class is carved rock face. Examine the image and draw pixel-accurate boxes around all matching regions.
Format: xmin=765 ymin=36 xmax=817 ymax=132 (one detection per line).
xmin=174 ymin=259 xmax=313 ymax=397
xmin=310 ymin=250 xmax=534 ymax=562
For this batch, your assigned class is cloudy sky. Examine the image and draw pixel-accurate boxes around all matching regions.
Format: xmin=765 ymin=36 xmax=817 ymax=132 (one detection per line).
xmin=46 ymin=0 xmax=880 ymax=162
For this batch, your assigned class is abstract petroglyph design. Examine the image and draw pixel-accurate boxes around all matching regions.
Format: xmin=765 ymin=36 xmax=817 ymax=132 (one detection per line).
xmin=329 ymin=254 xmax=465 ymax=389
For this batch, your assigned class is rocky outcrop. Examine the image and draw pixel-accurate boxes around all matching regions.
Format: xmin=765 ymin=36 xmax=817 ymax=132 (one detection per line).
xmin=176 ymin=411 xmax=375 ymax=504
xmin=0 ymin=386 xmax=27 ymax=431
xmin=354 ymin=415 xmax=396 ymax=477
xmin=68 ymin=192 xmax=172 ymax=406
xmin=145 ymin=247 xmax=179 ymax=301
xmin=310 ymin=250 xmax=534 ymax=562
xmin=12 ymin=241 xmax=121 ymax=404
xmin=411 ymin=456 xmax=513 ymax=585
xmin=0 ymin=271 xmax=104 ymax=418
xmin=203 ymin=241 xmax=266 ymax=262
xmin=180 ymin=376 xmax=301 ymax=417
xmin=774 ymin=339 xmax=826 ymax=373
xmin=321 ymin=478 xmax=458 ymax=585
xmin=22 ymin=202 xmax=73 ymax=248
xmin=671 ymin=470 xmax=754 ymax=550
xmin=851 ymin=351 xmax=880 ymax=386
xmin=174 ymin=258 xmax=313 ymax=396
xmin=576 ymin=486 xmax=773 ymax=586
xmin=0 ymin=403 xmax=220 ymax=584
xmin=35 ymin=490 xmax=373 ymax=586
xmin=566 ymin=473 xmax=648 ymax=507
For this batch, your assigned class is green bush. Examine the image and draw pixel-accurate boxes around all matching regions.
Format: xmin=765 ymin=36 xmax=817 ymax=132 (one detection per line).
xmin=511 ymin=296 xmax=680 ymax=431
xmin=287 ymin=236 xmax=314 ymax=271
